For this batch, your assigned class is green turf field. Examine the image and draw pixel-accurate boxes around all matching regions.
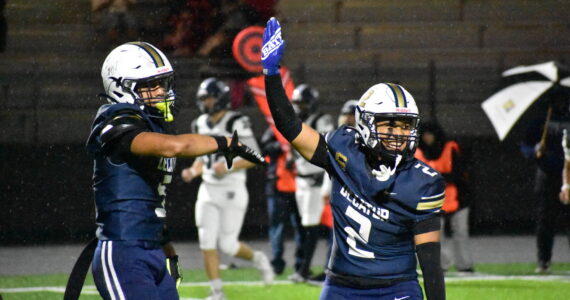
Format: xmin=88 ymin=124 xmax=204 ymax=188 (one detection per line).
xmin=1 ymin=263 xmax=569 ymax=300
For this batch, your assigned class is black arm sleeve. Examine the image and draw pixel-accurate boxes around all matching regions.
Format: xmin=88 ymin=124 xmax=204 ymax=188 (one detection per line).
xmin=265 ymin=74 xmax=303 ymax=142
xmin=265 ymin=74 xmax=332 ymax=172
xmin=309 ymin=133 xmax=332 ymax=172
xmin=416 ymin=242 xmax=446 ymax=300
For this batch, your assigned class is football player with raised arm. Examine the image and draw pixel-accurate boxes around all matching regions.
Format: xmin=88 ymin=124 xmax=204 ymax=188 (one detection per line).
xmin=87 ymin=42 xmax=264 ymax=300
xmin=261 ymin=18 xmax=446 ymax=300
xmin=180 ymin=78 xmax=274 ymax=300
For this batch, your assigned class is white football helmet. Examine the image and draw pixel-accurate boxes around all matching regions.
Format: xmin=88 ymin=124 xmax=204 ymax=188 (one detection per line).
xmin=101 ymin=42 xmax=176 ymax=121
xmin=355 ymin=83 xmax=420 ymax=161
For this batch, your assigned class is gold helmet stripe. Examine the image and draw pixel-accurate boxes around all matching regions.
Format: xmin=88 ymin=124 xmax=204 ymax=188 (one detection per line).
xmin=386 ymin=83 xmax=407 ymax=108
xmin=128 ymin=42 xmax=165 ymax=68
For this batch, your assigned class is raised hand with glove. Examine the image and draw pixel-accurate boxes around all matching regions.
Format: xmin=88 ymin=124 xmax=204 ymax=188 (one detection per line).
xmin=261 ymin=17 xmax=305 ymax=144
xmin=262 ymin=17 xmax=286 ymax=76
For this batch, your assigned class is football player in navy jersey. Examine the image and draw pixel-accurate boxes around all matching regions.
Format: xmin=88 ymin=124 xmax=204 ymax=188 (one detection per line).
xmin=261 ymin=18 xmax=446 ymax=300
xmin=86 ymin=41 xmax=265 ymax=300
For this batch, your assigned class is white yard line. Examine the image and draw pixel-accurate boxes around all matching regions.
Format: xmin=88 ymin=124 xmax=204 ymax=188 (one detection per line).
xmin=444 ymin=274 xmax=570 ymax=282
xmin=1 ymin=275 xmax=569 ymax=294
xmin=0 ymin=286 xmax=99 ymax=294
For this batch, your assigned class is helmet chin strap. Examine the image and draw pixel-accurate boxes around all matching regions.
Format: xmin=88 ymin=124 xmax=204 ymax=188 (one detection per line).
xmin=155 ymin=101 xmax=174 ymax=122
xmin=148 ymin=91 xmax=176 ymax=122
xmin=371 ymin=154 xmax=402 ymax=182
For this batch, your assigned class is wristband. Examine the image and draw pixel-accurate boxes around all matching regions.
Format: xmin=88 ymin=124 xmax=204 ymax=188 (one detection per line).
xmin=213 ymin=135 xmax=228 ymax=152
xmin=562 ymin=184 xmax=570 ymax=191
xmin=263 ymin=66 xmax=280 ymax=76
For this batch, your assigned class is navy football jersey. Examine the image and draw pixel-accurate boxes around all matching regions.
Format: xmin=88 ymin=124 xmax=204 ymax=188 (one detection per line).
xmin=324 ymin=126 xmax=445 ymax=280
xmin=86 ymin=103 xmax=176 ymax=243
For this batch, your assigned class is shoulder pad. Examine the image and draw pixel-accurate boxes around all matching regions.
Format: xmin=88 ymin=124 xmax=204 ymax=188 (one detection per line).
xmin=100 ymin=112 xmax=147 ymax=146
xmin=326 ymin=126 xmax=356 ymax=143
xmin=411 ymin=159 xmax=441 ymax=178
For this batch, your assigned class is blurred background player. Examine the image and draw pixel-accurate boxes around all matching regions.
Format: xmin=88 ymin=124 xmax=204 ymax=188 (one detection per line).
xmin=337 ymin=99 xmax=358 ymax=128
xmin=181 ymin=77 xmax=273 ymax=300
xmin=88 ymin=42 xmax=264 ymax=300
xmin=259 ymin=127 xmax=305 ymax=275
xmin=309 ymin=99 xmax=358 ymax=284
xmin=415 ymin=120 xmax=475 ymax=273
xmin=289 ymin=84 xmax=335 ymax=282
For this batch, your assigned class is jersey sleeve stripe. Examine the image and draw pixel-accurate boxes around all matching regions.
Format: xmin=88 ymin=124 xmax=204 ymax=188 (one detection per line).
xmin=417 ymin=198 xmax=444 ymax=210
xmin=112 ymin=114 xmax=142 ymax=122
xmin=421 ymin=191 xmax=445 ymax=200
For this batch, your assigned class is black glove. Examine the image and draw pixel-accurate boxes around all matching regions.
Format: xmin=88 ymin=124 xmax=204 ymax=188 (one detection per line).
xmin=166 ymin=255 xmax=183 ymax=289
xmin=215 ymin=131 xmax=267 ymax=169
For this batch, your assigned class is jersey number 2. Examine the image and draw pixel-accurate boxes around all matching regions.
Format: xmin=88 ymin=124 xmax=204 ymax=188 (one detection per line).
xmin=344 ymin=206 xmax=374 ymax=259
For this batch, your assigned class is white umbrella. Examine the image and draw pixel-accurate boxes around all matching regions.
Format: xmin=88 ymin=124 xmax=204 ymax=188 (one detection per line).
xmin=481 ymin=61 xmax=570 ymax=141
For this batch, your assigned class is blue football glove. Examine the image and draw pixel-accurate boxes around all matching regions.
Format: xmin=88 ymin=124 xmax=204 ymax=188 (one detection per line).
xmin=262 ymin=17 xmax=285 ymax=76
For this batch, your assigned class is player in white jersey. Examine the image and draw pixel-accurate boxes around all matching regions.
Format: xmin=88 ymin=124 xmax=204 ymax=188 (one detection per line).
xmin=289 ymin=84 xmax=336 ymax=282
xmin=181 ymin=78 xmax=273 ymax=300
